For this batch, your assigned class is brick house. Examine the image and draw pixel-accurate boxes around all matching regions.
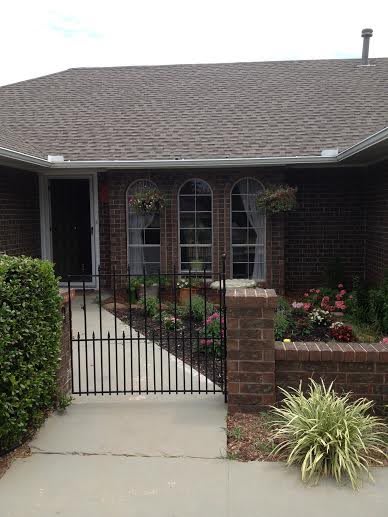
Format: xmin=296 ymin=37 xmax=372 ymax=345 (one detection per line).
xmin=0 ymin=56 xmax=387 ymax=294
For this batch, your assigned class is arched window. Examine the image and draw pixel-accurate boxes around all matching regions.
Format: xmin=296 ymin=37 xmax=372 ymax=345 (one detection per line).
xmin=127 ymin=180 xmax=160 ymax=274
xmin=179 ymin=179 xmax=212 ymax=272
xmin=231 ymin=178 xmax=265 ymax=279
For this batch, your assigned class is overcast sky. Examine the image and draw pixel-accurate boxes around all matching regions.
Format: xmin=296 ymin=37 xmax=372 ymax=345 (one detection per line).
xmin=1 ymin=0 xmax=387 ymax=86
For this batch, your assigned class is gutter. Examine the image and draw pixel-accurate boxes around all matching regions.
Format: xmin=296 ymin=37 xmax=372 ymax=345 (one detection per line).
xmin=336 ymin=125 xmax=388 ymax=161
xmin=52 ymin=154 xmax=338 ymax=169
xmin=1 ymin=125 xmax=388 ymax=170
xmin=0 ymin=146 xmax=50 ymax=167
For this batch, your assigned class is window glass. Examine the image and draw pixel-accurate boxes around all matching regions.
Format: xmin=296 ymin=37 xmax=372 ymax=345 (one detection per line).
xmin=127 ymin=180 xmax=160 ymax=275
xmin=179 ymin=179 xmax=212 ymax=272
xmin=231 ymin=178 xmax=265 ymax=280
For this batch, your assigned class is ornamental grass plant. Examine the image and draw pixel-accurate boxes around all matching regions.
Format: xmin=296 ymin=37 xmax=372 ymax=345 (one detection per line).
xmin=271 ymin=380 xmax=387 ymax=489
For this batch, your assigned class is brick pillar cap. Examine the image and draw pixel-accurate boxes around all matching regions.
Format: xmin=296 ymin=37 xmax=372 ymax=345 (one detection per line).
xmin=226 ymin=288 xmax=277 ymax=307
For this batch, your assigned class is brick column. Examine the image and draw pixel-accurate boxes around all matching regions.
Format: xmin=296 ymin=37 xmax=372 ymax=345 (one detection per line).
xmin=226 ymin=288 xmax=277 ymax=413
xmin=57 ymin=289 xmax=75 ymax=396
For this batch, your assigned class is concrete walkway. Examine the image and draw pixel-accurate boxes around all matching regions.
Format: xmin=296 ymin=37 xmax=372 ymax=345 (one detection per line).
xmin=1 ymin=439 xmax=388 ymax=516
xmin=70 ymin=292 xmax=222 ymax=395
xmin=1 ymin=298 xmax=388 ymax=515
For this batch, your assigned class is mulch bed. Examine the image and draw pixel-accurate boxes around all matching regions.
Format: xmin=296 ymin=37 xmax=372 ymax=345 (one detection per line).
xmin=0 ymin=443 xmax=31 ymax=480
xmin=289 ymin=326 xmax=331 ymax=342
xmin=227 ymin=412 xmax=282 ymax=461
xmin=227 ymin=412 xmax=388 ymax=465
xmin=104 ymin=301 xmax=224 ymax=387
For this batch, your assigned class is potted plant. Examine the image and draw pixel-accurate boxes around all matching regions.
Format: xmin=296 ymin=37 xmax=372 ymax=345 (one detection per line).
xmin=127 ymin=277 xmax=143 ymax=303
xmin=176 ymin=277 xmax=204 ymax=304
xmin=190 ymin=259 xmax=204 ymax=272
xmin=256 ymin=184 xmax=298 ymax=214
xmin=135 ymin=275 xmax=161 ymax=299
xmin=128 ymin=188 xmax=165 ymax=215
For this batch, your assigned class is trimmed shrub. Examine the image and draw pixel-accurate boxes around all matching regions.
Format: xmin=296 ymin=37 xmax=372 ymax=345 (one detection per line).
xmin=272 ymin=380 xmax=387 ymax=489
xmin=0 ymin=255 xmax=62 ymax=454
xmin=181 ymin=295 xmax=215 ymax=323
xmin=349 ymin=274 xmax=388 ymax=334
xmin=139 ymin=295 xmax=159 ymax=318
xmin=274 ymin=297 xmax=293 ymax=340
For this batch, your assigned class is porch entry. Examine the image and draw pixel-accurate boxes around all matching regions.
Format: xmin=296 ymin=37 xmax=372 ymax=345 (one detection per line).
xmin=49 ymin=178 xmax=93 ymax=280
xmin=65 ymin=261 xmax=227 ymax=399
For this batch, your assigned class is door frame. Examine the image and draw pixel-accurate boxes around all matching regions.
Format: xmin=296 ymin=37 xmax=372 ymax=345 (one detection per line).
xmin=39 ymin=172 xmax=100 ymax=288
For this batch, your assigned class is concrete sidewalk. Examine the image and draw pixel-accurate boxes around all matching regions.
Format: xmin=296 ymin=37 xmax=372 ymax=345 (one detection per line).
xmin=1 ymin=444 xmax=388 ymax=516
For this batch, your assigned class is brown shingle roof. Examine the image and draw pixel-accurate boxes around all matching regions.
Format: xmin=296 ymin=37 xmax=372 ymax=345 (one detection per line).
xmin=0 ymin=58 xmax=388 ymax=161
xmin=0 ymin=125 xmax=46 ymax=158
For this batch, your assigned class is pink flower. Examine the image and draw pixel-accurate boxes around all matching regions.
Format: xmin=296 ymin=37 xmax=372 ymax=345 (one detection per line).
xmin=335 ymin=300 xmax=346 ymax=311
xmin=304 ymin=293 xmax=309 ymax=298
xmin=336 ymin=293 xmax=342 ymax=300
xmin=340 ymin=289 xmax=347 ymax=296
xmin=303 ymin=303 xmax=312 ymax=311
xmin=381 ymin=337 xmax=388 ymax=345
xmin=316 ymin=289 xmax=321 ymax=294
xmin=338 ymin=284 xmax=344 ymax=289
xmin=349 ymin=295 xmax=353 ymax=299
xmin=309 ymin=288 xmax=315 ymax=293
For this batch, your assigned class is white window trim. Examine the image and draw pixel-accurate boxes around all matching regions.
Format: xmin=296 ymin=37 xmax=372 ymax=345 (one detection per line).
xmin=178 ymin=178 xmax=213 ymax=274
xmin=230 ymin=177 xmax=266 ymax=281
xmin=126 ymin=179 xmax=161 ymax=273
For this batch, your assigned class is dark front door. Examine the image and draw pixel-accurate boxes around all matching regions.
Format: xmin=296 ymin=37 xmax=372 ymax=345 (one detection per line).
xmin=50 ymin=179 xmax=93 ymax=280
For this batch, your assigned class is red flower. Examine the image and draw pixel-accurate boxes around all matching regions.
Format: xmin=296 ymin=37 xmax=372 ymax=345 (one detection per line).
xmin=335 ymin=300 xmax=346 ymax=311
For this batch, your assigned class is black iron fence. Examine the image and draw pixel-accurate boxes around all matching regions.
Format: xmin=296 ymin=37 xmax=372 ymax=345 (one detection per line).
xmin=65 ymin=259 xmax=227 ymax=400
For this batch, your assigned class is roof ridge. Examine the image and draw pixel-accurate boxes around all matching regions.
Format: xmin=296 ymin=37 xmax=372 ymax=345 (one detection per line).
xmin=68 ymin=56 xmax=388 ymax=72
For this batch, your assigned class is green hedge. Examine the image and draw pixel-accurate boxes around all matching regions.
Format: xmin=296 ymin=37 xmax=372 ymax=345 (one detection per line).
xmin=0 ymin=255 xmax=61 ymax=454
xmin=350 ymin=274 xmax=388 ymax=334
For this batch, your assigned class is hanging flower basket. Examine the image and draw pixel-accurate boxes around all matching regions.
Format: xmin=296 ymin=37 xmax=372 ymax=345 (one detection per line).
xmin=256 ymin=184 xmax=298 ymax=214
xmin=128 ymin=188 xmax=166 ymax=215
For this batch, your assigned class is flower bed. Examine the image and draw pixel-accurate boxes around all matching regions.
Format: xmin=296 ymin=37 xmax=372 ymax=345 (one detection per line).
xmin=276 ymin=283 xmax=385 ymax=344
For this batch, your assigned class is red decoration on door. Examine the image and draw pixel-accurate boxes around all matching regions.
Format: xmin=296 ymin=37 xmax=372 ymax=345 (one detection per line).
xmin=99 ymin=183 xmax=109 ymax=203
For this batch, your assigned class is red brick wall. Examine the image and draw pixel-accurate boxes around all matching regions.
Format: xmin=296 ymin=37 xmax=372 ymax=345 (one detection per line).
xmin=285 ymin=168 xmax=366 ymax=293
xmin=0 ymin=167 xmax=41 ymax=257
xmin=98 ymin=164 xmax=386 ymax=293
xmin=275 ymin=341 xmax=388 ymax=407
xmin=98 ymin=168 xmax=285 ymax=291
xmin=365 ymin=163 xmax=388 ymax=285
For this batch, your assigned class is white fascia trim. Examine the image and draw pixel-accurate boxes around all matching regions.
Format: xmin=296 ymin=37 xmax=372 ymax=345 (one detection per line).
xmin=51 ymin=155 xmax=337 ymax=169
xmin=337 ymin=126 xmax=388 ymax=161
xmin=0 ymin=146 xmax=50 ymax=166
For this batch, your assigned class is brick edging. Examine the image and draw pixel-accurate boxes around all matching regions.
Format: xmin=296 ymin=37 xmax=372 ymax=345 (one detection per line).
xmin=59 ymin=288 xmax=76 ymax=305
xmin=275 ymin=341 xmax=388 ymax=363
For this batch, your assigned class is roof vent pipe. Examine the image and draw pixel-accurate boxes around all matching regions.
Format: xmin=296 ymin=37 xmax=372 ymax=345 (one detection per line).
xmin=361 ymin=28 xmax=373 ymax=65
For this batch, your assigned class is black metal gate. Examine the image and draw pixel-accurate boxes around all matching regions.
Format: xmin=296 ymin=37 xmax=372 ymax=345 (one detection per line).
xmin=65 ymin=260 xmax=227 ymax=400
